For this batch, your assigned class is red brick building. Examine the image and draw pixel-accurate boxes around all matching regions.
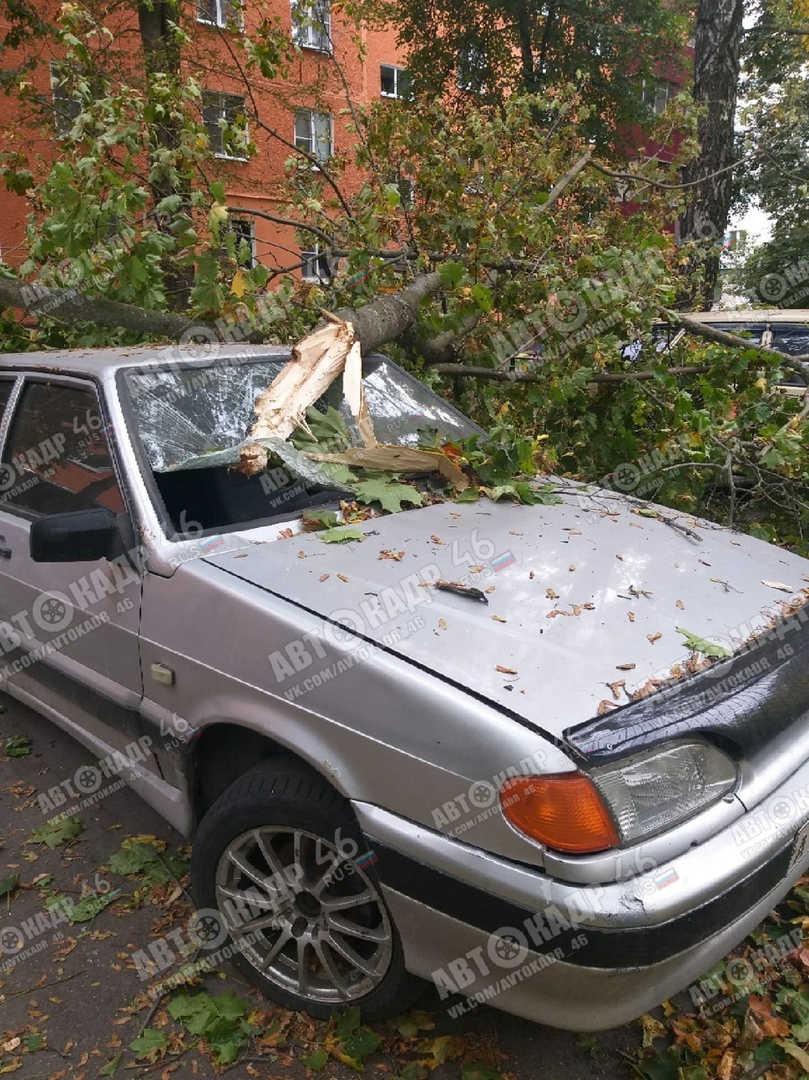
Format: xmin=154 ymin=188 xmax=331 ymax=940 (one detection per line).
xmin=0 ymin=0 xmax=407 ymax=278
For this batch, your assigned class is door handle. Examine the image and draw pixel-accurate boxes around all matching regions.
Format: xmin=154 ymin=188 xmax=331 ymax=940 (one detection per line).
xmin=0 ymin=537 xmax=11 ymax=558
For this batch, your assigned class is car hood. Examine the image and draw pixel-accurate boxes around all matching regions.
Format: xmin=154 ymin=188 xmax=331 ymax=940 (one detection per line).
xmin=203 ymin=487 xmax=809 ymax=737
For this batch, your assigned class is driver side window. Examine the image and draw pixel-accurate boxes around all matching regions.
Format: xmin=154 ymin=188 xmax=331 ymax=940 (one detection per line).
xmin=0 ymin=381 xmax=124 ymax=519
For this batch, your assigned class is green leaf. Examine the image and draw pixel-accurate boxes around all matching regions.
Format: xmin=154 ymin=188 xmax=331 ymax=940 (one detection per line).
xmin=353 ymin=478 xmax=425 ymax=513
xmin=0 ymin=872 xmax=18 ymax=898
xmin=3 ymin=736 xmax=31 ymax=757
xmin=28 ymin=816 xmax=83 ymax=849
xmin=128 ymin=1029 xmax=167 ymax=1063
xmin=53 ymin=888 xmax=119 ymax=923
xmin=321 ymin=527 xmax=366 ymax=544
xmin=775 ymin=1039 xmax=809 ymax=1070
xmin=438 ymin=260 xmax=465 ymax=288
xmin=98 ymin=1052 xmax=123 ymax=1075
xmin=209 ymin=181 xmax=226 ymax=203
xmin=675 ymin=627 xmax=732 ymax=659
xmin=301 ymin=509 xmax=340 ymax=530
xmin=302 ymin=1049 xmax=329 ymax=1071
xmin=22 ymin=1033 xmax=42 ymax=1052
xmin=108 ymin=838 xmax=188 ymax=884
xmin=461 ymin=1063 xmax=503 ymax=1080
xmin=454 ymin=486 xmax=480 ymax=503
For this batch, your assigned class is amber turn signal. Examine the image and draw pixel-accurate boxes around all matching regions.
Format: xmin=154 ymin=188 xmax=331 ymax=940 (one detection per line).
xmin=500 ymin=773 xmax=619 ymax=854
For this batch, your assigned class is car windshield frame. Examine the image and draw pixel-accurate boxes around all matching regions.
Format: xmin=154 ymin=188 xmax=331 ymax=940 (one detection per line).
xmin=117 ymin=351 xmax=484 ymax=541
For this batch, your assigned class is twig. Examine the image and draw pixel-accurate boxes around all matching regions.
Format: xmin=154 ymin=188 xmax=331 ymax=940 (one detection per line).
xmin=544 ymin=150 xmax=592 ymax=210
xmin=588 ymin=157 xmax=742 ymax=191
xmin=4 ymin=969 xmax=86 ymax=998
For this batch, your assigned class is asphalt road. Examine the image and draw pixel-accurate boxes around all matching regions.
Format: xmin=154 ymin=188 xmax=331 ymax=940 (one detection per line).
xmin=0 ymin=692 xmax=643 ymax=1079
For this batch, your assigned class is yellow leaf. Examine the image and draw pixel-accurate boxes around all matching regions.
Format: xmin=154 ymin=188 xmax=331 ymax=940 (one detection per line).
xmin=230 ymin=270 xmax=246 ymax=298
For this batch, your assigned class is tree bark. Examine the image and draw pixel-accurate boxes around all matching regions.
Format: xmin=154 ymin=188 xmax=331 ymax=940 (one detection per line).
xmin=0 ymin=279 xmax=208 ymax=339
xmin=333 ymin=271 xmax=443 ymax=353
xmin=678 ymin=0 xmax=743 ymax=308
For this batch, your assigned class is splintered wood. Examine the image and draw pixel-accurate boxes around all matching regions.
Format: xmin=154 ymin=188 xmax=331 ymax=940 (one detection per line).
xmin=239 ymin=316 xmax=468 ymax=488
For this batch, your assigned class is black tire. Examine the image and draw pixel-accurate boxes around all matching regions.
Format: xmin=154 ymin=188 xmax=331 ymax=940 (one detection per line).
xmin=191 ymin=758 xmax=422 ymax=1020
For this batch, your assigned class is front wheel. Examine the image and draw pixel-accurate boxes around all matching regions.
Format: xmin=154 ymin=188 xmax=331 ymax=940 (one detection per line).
xmin=190 ymin=760 xmax=421 ymax=1019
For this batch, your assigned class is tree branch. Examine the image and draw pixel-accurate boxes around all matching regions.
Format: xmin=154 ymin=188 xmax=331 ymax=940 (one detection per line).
xmin=588 ymin=158 xmax=741 ymax=191
xmin=672 ymin=312 xmax=809 ymax=382
xmin=226 ymin=206 xmax=338 ymax=248
xmin=334 ymin=271 xmax=443 ymax=352
xmin=428 ymin=363 xmax=712 ymax=383
xmin=0 ymin=278 xmax=212 ymax=338
xmin=544 ymin=149 xmax=592 ymax=208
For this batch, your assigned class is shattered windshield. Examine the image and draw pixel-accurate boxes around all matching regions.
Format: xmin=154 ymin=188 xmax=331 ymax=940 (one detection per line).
xmin=122 ymin=353 xmax=481 ymax=537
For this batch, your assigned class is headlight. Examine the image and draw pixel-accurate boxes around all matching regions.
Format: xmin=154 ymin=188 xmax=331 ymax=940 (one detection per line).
xmin=500 ymin=739 xmax=736 ymax=854
xmin=590 ymin=738 xmax=736 ymax=845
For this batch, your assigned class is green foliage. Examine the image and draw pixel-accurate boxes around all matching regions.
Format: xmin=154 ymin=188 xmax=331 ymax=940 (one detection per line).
xmin=353 ymin=477 xmax=425 ymax=512
xmin=676 ymin=627 xmax=732 ymax=659
xmin=1 ymin=735 xmax=32 ymax=757
xmin=28 ymin=816 xmax=84 ymax=848
xmin=320 ymin=526 xmax=366 ymax=543
xmin=108 ymin=836 xmax=189 ymax=885
xmin=167 ymin=990 xmax=259 ymax=1065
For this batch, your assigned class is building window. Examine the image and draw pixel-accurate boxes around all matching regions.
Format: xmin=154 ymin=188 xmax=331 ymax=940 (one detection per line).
xmin=642 ymin=78 xmax=679 ymax=115
xmin=291 ymin=0 xmax=331 ymax=53
xmin=294 ymin=109 xmax=333 ymax=162
xmin=202 ymin=91 xmax=250 ymax=159
xmin=197 ymin=0 xmax=243 ymax=28
xmin=456 ymin=45 xmax=487 ymax=93
xmin=227 ymin=217 xmax=256 ymax=267
xmin=50 ymin=61 xmax=82 ymax=137
xmin=380 ymin=64 xmax=410 ymax=100
xmin=301 ymin=245 xmax=331 ymax=282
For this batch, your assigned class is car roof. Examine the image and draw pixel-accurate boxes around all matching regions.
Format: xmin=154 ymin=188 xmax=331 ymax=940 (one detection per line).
xmin=0 ymin=342 xmax=294 ymax=378
xmin=681 ymin=310 xmax=809 ymax=325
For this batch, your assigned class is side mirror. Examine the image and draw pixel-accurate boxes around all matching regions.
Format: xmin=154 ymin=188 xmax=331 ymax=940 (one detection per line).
xmin=30 ymin=508 xmax=118 ymax=563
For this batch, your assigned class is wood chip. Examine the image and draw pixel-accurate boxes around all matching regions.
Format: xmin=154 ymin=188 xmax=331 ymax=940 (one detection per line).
xmin=430 ymin=534 xmax=445 ymax=544
xmin=529 ymin=570 xmax=535 ymax=580
xmin=491 ymin=615 xmax=507 ymax=623
xmin=297 ymin=550 xmax=306 ymax=559
xmin=616 ymin=662 xmax=636 ymax=670
xmin=762 ymin=579 xmax=793 ymax=593
xmin=379 ymin=549 xmax=405 ymax=560
xmin=546 ymin=588 xmax=560 ymax=599
xmin=438 ymin=618 xmax=447 ymax=630
xmin=583 ymin=602 xmax=595 ymax=610
xmin=319 ymin=573 xmax=329 ymax=582
xmin=569 ymin=564 xmax=576 ymax=571
xmin=572 ymin=604 xmax=582 ymax=615
xmin=470 ymin=565 xmax=485 ymax=573
xmin=496 ymin=665 xmax=518 ymax=675
xmin=616 ymin=554 xmax=624 ymax=561
xmin=608 ymin=679 xmax=626 ymax=700
xmin=647 ymin=632 xmax=662 ymax=644
xmin=337 ymin=573 xmax=349 ymax=582
xmin=628 ymin=611 xmax=635 ymax=622
xmin=699 ymin=559 xmax=711 ymax=566
xmin=676 ymin=599 xmax=684 ymax=610
xmin=485 ymin=585 xmax=496 ymax=594
xmin=598 ymin=699 xmax=619 ymax=715
xmin=547 ymin=608 xmax=573 ymax=618
xmin=278 ymin=528 xmax=294 ymax=539
xmin=563 ymin=528 xmax=581 ymax=534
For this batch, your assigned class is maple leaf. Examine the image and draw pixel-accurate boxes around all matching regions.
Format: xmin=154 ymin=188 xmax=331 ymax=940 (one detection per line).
xmin=353 ymin=478 xmax=424 ymax=514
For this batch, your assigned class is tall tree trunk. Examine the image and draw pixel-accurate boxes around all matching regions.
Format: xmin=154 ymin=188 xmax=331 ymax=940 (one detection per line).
xmin=514 ymin=0 xmax=537 ymax=92
xmin=678 ymin=0 xmax=743 ymax=309
xmin=137 ymin=0 xmax=192 ymax=309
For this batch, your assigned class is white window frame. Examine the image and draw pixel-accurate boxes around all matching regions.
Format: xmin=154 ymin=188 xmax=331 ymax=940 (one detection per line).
xmin=301 ymin=244 xmax=331 ymax=282
xmin=380 ymin=64 xmax=409 ymax=99
xmin=291 ymin=0 xmax=331 ymax=53
xmin=202 ymin=90 xmax=250 ymax=161
xmin=50 ymin=60 xmax=82 ymax=138
xmin=197 ymin=0 xmax=243 ymax=29
xmin=294 ymin=109 xmax=333 ymax=163
xmin=642 ymin=78 xmax=679 ymax=116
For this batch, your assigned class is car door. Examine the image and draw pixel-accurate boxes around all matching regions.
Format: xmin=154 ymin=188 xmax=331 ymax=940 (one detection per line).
xmin=0 ymin=374 xmax=155 ymax=769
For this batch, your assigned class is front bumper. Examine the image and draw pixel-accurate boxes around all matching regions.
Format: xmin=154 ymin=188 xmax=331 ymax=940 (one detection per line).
xmin=353 ymin=755 xmax=809 ymax=1030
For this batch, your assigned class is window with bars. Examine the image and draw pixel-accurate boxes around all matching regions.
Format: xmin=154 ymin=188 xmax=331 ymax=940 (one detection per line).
xmin=50 ymin=61 xmax=82 ymax=137
xmin=294 ymin=109 xmax=332 ymax=162
xmin=197 ymin=0 xmax=243 ymax=28
xmin=291 ymin=0 xmax=331 ymax=53
xmin=380 ymin=64 xmax=411 ymax=100
xmin=202 ymin=91 xmax=250 ymax=159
